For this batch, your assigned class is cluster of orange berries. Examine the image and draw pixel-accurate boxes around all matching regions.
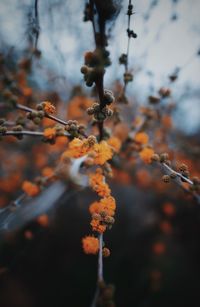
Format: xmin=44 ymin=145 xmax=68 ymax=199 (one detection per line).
xmin=76 ymin=138 xmax=119 ymax=256
xmin=86 ymin=168 xmax=116 ymax=253
xmin=61 ymin=136 xmax=96 ymax=160
xmin=82 ymin=236 xmax=99 ymax=254
xmin=89 ymin=196 xmax=116 ymax=234
xmin=89 ymin=168 xmax=111 ymax=197
xmin=61 ymin=136 xmax=114 ymax=166
xmin=82 ymin=235 xmax=111 ymax=257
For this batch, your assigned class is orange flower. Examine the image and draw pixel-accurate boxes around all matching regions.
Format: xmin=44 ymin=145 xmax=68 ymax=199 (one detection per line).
xmin=82 ymin=236 xmax=99 ymax=254
xmin=139 ymin=147 xmax=154 ymax=164
xmin=135 ymin=132 xmax=149 ymax=145
xmin=22 ymin=180 xmax=39 ymax=197
xmin=62 ymin=138 xmax=91 ymax=159
xmin=43 ymin=127 xmax=56 ymax=140
xmin=89 ymin=196 xmax=116 ymax=217
xmin=107 ymin=137 xmax=121 ymax=152
xmin=89 ymin=201 xmax=100 ymax=215
xmin=90 ymin=219 xmax=106 ymax=233
xmin=100 ymin=196 xmax=116 ymax=216
xmin=93 ymin=141 xmax=113 ymax=165
xmin=89 ymin=169 xmax=111 ymax=197
xmin=43 ymin=101 xmax=56 ymax=114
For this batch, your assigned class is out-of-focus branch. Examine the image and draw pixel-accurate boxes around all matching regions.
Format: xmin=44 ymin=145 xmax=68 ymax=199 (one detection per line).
xmin=34 ymin=0 xmax=40 ymax=49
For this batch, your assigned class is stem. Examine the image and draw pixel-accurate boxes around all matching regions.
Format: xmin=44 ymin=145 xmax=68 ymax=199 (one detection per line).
xmin=125 ymin=0 xmax=131 ymax=73
xmin=16 ymin=103 xmax=69 ymax=125
xmin=16 ymin=103 xmax=33 ymax=113
xmin=122 ymin=0 xmax=135 ymax=95
xmin=34 ymin=0 xmax=38 ymax=19
xmin=98 ymin=233 xmax=103 ymax=282
xmin=1 ymin=130 xmax=69 ymax=137
xmin=2 ymin=131 xmax=44 ymax=137
xmin=45 ymin=113 xmax=68 ymax=126
xmin=163 ymin=162 xmax=193 ymax=185
xmin=89 ymin=0 xmax=106 ymax=140
xmin=16 ymin=104 xmax=87 ymax=138
xmin=90 ymin=233 xmax=104 ymax=307
xmin=34 ymin=0 xmax=40 ymax=49
xmin=159 ymin=162 xmax=200 ymax=204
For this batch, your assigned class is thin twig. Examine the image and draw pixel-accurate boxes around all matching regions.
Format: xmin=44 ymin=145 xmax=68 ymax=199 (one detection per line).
xmin=125 ymin=0 xmax=132 ymax=74
xmin=98 ymin=233 xmax=103 ymax=282
xmin=34 ymin=0 xmax=40 ymax=49
xmin=90 ymin=233 xmax=104 ymax=307
xmin=1 ymin=130 xmax=70 ymax=138
xmin=121 ymin=0 xmax=136 ymax=94
xmin=2 ymin=131 xmax=44 ymax=137
xmin=16 ymin=103 xmax=69 ymax=125
xmin=159 ymin=162 xmax=200 ymax=204
xmin=163 ymin=162 xmax=193 ymax=185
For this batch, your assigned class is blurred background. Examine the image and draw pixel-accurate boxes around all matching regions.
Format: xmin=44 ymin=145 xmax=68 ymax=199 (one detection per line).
xmin=0 ymin=0 xmax=200 ymax=306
